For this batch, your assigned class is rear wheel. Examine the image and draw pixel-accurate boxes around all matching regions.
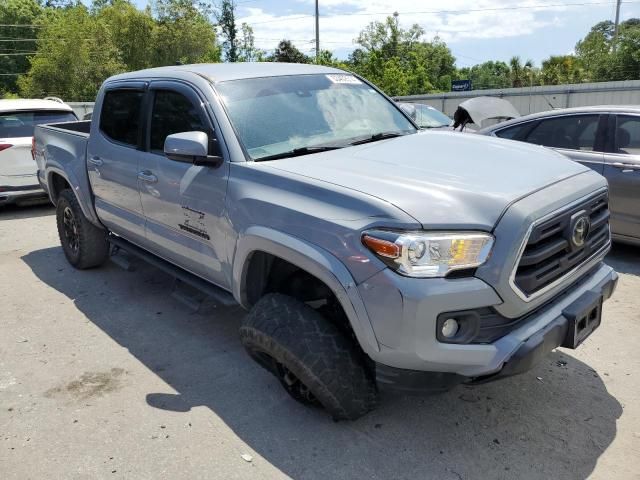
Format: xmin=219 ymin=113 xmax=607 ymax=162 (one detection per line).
xmin=56 ymin=189 xmax=109 ymax=269
xmin=240 ymin=293 xmax=378 ymax=421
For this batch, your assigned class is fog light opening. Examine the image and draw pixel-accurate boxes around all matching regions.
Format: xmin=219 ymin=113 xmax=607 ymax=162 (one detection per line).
xmin=441 ymin=318 xmax=460 ymax=338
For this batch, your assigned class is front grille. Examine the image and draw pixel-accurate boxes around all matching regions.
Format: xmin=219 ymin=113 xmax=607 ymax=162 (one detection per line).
xmin=513 ymin=192 xmax=610 ymax=297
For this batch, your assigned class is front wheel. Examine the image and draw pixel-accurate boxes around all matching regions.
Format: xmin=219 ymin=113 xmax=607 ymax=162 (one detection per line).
xmin=56 ymin=189 xmax=109 ymax=269
xmin=240 ymin=293 xmax=378 ymax=421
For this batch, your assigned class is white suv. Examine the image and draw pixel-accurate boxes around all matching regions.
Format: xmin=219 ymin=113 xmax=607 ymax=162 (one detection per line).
xmin=0 ymin=98 xmax=77 ymax=206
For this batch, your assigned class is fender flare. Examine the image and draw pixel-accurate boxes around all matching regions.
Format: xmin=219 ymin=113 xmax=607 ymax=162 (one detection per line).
xmin=46 ymin=167 xmax=102 ymax=228
xmin=232 ymin=225 xmax=381 ymax=354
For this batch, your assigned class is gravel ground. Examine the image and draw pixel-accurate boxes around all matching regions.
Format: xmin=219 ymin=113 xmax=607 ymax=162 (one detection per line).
xmin=1 ymin=204 xmax=639 ymax=480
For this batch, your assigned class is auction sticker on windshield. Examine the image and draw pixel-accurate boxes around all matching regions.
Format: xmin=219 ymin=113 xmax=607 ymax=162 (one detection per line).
xmin=326 ymin=74 xmax=362 ymax=84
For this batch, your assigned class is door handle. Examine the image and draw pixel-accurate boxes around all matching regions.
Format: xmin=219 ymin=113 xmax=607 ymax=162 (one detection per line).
xmin=611 ymin=162 xmax=640 ymax=172
xmin=138 ymin=171 xmax=158 ymax=184
xmin=88 ymin=156 xmax=103 ymax=166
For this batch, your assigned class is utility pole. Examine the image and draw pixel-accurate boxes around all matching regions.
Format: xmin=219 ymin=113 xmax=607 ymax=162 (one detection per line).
xmin=613 ymin=0 xmax=622 ymax=51
xmin=315 ymin=0 xmax=320 ymax=62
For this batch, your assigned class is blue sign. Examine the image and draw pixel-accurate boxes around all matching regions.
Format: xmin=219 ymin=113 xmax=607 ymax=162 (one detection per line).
xmin=452 ymin=79 xmax=472 ymax=92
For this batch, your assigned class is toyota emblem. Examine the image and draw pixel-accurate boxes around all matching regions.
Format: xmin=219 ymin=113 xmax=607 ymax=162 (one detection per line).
xmin=572 ymin=216 xmax=590 ymax=248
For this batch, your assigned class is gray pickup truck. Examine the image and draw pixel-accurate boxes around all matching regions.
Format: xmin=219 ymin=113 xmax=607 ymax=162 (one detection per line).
xmin=34 ymin=63 xmax=617 ymax=420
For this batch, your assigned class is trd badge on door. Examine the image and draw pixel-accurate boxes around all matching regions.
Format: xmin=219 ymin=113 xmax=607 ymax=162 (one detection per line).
xmin=178 ymin=205 xmax=210 ymax=240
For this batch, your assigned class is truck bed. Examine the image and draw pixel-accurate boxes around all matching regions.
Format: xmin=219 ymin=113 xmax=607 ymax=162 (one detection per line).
xmin=33 ymin=120 xmax=98 ymax=223
xmin=40 ymin=120 xmax=91 ymax=136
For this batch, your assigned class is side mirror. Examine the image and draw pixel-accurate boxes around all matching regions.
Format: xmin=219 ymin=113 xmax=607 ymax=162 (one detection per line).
xmin=164 ymin=131 xmax=223 ymax=168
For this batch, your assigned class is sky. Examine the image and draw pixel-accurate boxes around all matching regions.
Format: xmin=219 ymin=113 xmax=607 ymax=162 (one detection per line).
xmin=128 ymin=0 xmax=640 ymax=67
xmin=231 ymin=0 xmax=640 ymax=67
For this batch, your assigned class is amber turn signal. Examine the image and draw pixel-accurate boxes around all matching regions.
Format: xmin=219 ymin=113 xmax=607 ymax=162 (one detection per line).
xmin=362 ymin=235 xmax=400 ymax=258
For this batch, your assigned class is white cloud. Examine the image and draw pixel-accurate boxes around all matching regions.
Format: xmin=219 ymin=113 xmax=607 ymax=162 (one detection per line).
xmin=237 ymin=0 xmax=573 ymax=55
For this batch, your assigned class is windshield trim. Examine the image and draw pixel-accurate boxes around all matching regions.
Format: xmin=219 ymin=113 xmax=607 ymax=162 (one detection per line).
xmin=211 ymin=72 xmax=418 ymax=162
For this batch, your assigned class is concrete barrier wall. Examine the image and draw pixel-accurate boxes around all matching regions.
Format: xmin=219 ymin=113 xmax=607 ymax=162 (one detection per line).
xmin=395 ymin=80 xmax=640 ymax=126
xmin=67 ymin=102 xmax=95 ymax=119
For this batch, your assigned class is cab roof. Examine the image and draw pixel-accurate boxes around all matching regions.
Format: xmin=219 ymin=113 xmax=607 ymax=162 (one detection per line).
xmin=106 ymin=62 xmax=347 ymax=84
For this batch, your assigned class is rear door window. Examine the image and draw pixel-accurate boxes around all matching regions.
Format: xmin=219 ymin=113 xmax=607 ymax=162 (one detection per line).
xmin=100 ymin=89 xmax=144 ymax=147
xmin=0 ymin=110 xmax=77 ymax=138
xmin=522 ymin=115 xmax=600 ymax=151
xmin=615 ymin=115 xmax=640 ymax=155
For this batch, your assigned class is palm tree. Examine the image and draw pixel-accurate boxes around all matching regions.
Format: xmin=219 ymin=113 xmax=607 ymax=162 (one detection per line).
xmin=509 ymin=56 xmax=533 ymax=88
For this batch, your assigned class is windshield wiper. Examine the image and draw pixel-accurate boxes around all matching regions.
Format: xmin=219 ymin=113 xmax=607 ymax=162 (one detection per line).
xmin=254 ymin=145 xmax=342 ymax=162
xmin=347 ymin=131 xmax=410 ymax=146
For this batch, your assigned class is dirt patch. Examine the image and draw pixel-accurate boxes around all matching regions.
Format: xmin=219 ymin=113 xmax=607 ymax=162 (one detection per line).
xmin=45 ymin=368 xmax=126 ymax=401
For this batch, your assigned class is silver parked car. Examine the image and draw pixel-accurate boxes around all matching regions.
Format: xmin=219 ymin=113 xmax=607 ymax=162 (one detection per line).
xmin=398 ymin=102 xmax=452 ymax=130
xmin=479 ymin=106 xmax=640 ymax=245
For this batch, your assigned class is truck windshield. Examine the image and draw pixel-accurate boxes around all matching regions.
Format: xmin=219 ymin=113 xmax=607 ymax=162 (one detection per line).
xmin=0 ymin=110 xmax=77 ymax=138
xmin=215 ymin=74 xmax=416 ymax=161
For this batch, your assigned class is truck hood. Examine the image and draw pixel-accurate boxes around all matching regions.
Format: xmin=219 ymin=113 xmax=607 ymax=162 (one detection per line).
xmin=264 ymin=131 xmax=589 ymax=230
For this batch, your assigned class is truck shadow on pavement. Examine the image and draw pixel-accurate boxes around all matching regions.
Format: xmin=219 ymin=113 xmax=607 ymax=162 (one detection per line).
xmin=606 ymin=243 xmax=640 ymax=276
xmin=0 ymin=202 xmax=54 ymax=220
xmin=23 ymin=247 xmax=623 ymax=480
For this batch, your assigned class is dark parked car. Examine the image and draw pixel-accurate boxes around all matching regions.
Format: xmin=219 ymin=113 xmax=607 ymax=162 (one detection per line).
xmin=479 ymin=106 xmax=640 ymax=246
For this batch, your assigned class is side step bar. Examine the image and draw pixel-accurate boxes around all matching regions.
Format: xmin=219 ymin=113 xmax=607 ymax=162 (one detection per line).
xmin=108 ymin=235 xmax=238 ymax=307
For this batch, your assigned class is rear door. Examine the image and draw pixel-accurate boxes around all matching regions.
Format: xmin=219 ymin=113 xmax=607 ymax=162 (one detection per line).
xmin=137 ymin=81 xmax=230 ymax=287
xmin=87 ymin=83 xmax=147 ymax=244
xmin=493 ymin=113 xmax=606 ymax=174
xmin=602 ymin=114 xmax=640 ymax=242
xmin=0 ymin=110 xmax=77 ymax=191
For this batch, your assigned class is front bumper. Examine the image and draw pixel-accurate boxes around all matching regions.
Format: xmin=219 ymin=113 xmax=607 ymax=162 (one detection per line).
xmin=373 ymin=265 xmax=617 ymax=394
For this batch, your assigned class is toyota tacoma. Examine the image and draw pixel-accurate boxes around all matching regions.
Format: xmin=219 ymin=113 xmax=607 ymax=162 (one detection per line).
xmin=33 ymin=63 xmax=617 ymax=420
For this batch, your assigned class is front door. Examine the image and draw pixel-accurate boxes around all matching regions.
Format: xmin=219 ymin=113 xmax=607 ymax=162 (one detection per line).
xmin=603 ymin=114 xmax=640 ymax=242
xmin=87 ymin=83 xmax=147 ymax=245
xmin=137 ymin=81 xmax=230 ymax=288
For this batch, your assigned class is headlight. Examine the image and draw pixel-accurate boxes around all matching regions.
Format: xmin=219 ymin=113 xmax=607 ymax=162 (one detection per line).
xmin=362 ymin=230 xmax=494 ymax=278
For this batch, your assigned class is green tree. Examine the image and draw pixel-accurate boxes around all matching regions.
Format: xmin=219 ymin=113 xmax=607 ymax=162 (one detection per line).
xmin=18 ymin=5 xmax=125 ymax=100
xmin=508 ymin=56 xmax=533 ymax=88
xmin=612 ymin=20 xmax=640 ymax=79
xmin=0 ymin=0 xmax=43 ymax=96
xmin=348 ymin=17 xmax=455 ymax=95
xmin=540 ymin=55 xmax=586 ymax=85
xmin=575 ymin=20 xmax=614 ymax=80
xmin=575 ymin=18 xmax=640 ymax=81
xmin=217 ymin=0 xmax=237 ymax=62
xmin=237 ymin=23 xmax=264 ymax=62
xmin=457 ymin=61 xmax=511 ymax=90
xmin=314 ymin=49 xmax=349 ymax=69
xmin=96 ymin=0 xmax=155 ymax=71
xmin=151 ymin=0 xmax=220 ymax=66
xmin=269 ymin=40 xmax=309 ymax=63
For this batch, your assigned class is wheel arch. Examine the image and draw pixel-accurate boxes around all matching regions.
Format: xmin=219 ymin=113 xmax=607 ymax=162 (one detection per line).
xmin=232 ymin=226 xmax=380 ymax=355
xmin=47 ymin=168 xmax=102 ymax=228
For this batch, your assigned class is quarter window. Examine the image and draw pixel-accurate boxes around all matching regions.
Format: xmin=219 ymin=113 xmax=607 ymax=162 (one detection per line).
xmin=522 ymin=115 xmax=600 ymax=151
xmin=100 ymin=89 xmax=144 ymax=146
xmin=615 ymin=116 xmax=640 ymax=155
xmin=150 ymin=90 xmax=208 ymax=152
